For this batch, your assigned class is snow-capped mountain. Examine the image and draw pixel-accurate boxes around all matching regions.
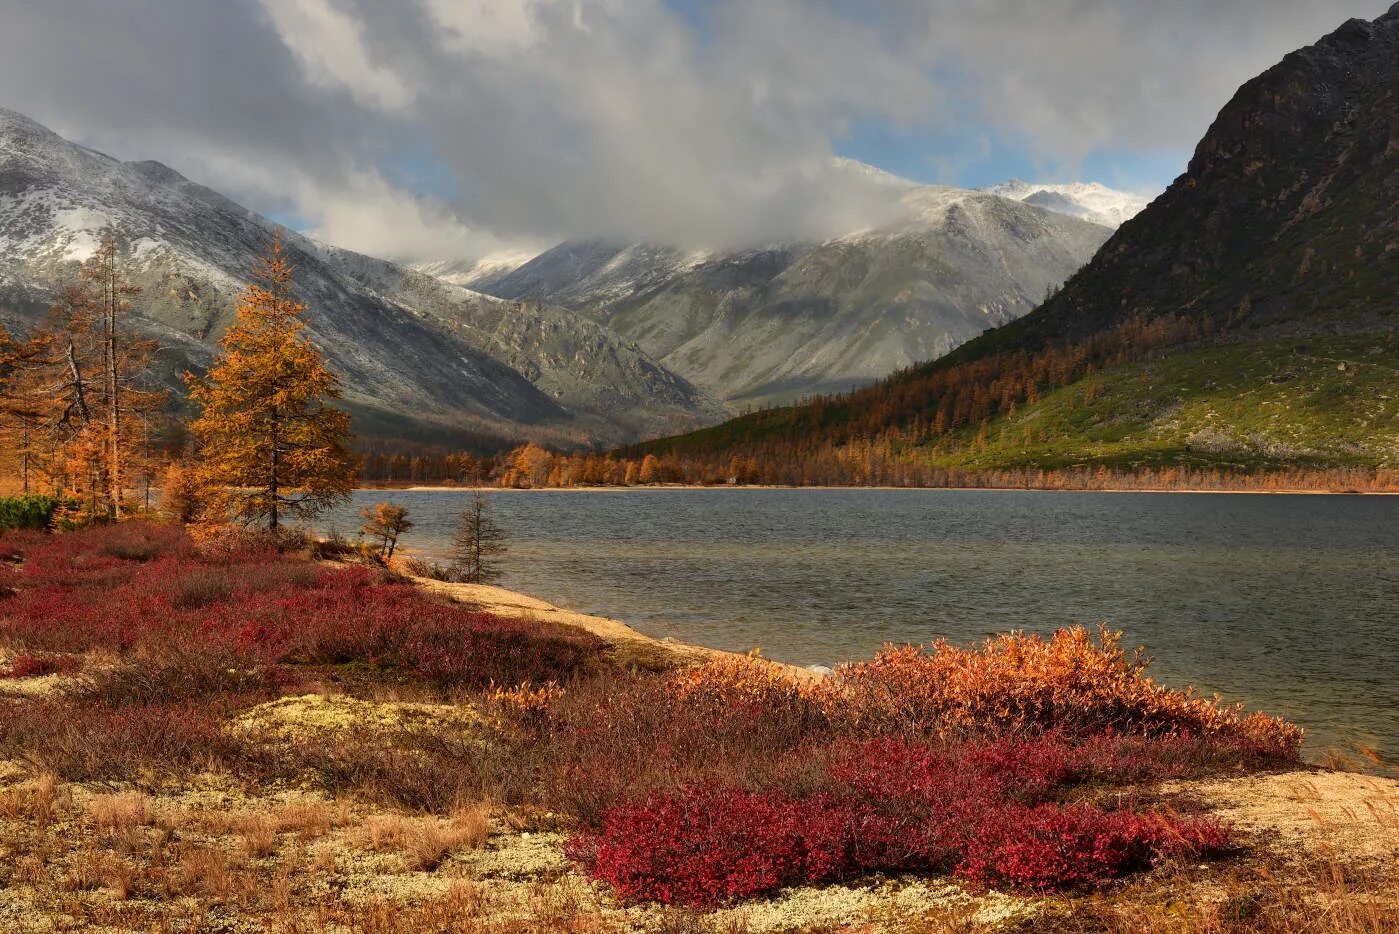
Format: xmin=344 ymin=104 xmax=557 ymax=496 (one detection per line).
xmin=411 ymin=250 xmax=539 ymax=291
xmin=473 ymin=184 xmax=1113 ymax=404
xmin=0 ymin=107 xmax=719 ymax=446
xmin=985 ymin=180 xmax=1153 ymax=229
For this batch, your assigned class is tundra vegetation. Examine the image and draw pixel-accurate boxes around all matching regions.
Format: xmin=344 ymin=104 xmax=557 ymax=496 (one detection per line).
xmin=0 ymin=522 xmax=1395 ymax=931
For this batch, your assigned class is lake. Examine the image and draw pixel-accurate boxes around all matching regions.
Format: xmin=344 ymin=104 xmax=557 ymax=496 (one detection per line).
xmin=323 ymin=489 xmax=1399 ymax=757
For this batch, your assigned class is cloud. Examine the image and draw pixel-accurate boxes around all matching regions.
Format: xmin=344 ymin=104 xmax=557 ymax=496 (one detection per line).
xmin=868 ymin=0 xmax=1384 ymax=166
xmin=258 ymin=0 xmax=416 ymax=111
xmin=0 ymin=0 xmax=1387 ymax=259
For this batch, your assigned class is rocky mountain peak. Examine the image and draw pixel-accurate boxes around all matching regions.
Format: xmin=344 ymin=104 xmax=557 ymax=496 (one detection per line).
xmin=982 ymin=3 xmax=1399 ymax=351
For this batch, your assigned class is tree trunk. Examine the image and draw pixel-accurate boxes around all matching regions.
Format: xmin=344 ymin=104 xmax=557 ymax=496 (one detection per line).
xmin=269 ymin=405 xmax=280 ymax=531
xmin=66 ymin=341 xmax=90 ymax=423
xmin=106 ymin=287 xmax=121 ymax=520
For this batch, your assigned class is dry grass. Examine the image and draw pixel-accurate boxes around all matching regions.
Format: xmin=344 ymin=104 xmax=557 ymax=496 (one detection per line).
xmin=1035 ymin=856 xmax=1399 ymax=933
xmin=173 ymin=844 xmax=245 ymax=900
xmin=0 ymin=772 xmax=69 ymax=830
xmin=61 ymin=851 xmax=135 ymax=899
xmin=86 ymin=790 xmax=149 ymax=833
xmin=361 ymin=803 xmax=491 ymax=871
xmin=236 ymin=812 xmax=278 ymax=857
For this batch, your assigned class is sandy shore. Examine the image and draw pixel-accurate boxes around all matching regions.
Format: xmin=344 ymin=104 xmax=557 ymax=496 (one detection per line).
xmin=404 ymin=571 xmax=819 ymax=680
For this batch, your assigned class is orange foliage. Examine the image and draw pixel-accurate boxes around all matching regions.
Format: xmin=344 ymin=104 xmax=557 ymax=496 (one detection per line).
xmin=825 ymin=626 xmax=1302 ymax=757
xmin=671 ymin=653 xmax=821 ymax=710
xmin=187 ymin=233 xmax=355 ymax=530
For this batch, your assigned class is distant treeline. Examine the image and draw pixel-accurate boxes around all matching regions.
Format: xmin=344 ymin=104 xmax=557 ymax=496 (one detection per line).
xmin=357 ymin=438 xmax=1399 ymax=493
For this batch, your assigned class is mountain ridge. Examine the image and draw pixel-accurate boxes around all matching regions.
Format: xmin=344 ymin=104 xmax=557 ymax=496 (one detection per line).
xmin=0 ymin=106 xmax=721 ymax=448
xmin=472 ymin=181 xmax=1112 ymax=405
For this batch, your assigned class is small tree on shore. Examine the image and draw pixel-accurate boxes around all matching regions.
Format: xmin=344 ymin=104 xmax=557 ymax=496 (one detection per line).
xmin=360 ymin=502 xmax=412 ymax=560
xmin=449 ymin=492 xmax=507 ymax=584
xmin=187 ymin=233 xmax=355 ymax=530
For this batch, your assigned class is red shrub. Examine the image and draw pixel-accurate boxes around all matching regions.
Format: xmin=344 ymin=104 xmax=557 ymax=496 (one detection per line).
xmin=573 ymin=738 xmax=1235 ymax=905
xmin=568 ymin=785 xmax=863 ymax=905
xmin=958 ymin=805 xmax=1231 ymax=891
xmin=0 ymin=653 xmax=80 ymax=678
xmin=0 ymin=524 xmax=603 ymax=691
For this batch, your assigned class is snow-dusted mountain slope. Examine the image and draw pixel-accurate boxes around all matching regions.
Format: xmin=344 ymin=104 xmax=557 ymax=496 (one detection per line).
xmin=475 ymin=186 xmax=1112 ymax=404
xmin=0 ymin=107 xmax=718 ymax=446
xmin=411 ymin=250 xmax=538 ymax=291
xmin=985 ymin=180 xmax=1153 ymax=229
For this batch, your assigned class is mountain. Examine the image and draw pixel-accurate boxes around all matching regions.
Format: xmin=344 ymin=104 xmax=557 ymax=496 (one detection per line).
xmin=0 ymin=108 xmax=719 ymax=447
xmin=1001 ymin=6 xmax=1399 ymax=351
xmin=630 ymin=5 xmax=1399 ymax=477
xmin=474 ymin=183 xmax=1112 ymax=405
xmin=984 ymin=181 xmax=1151 ymax=229
xmin=411 ymin=251 xmax=537 ymax=291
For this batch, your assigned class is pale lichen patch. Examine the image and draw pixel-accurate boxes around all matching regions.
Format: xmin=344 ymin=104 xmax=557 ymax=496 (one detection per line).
xmin=454 ymin=830 xmax=572 ymax=881
xmin=700 ymin=877 xmax=1035 ymax=933
xmin=0 ymin=673 xmax=70 ymax=698
xmin=227 ymin=693 xmax=482 ymax=743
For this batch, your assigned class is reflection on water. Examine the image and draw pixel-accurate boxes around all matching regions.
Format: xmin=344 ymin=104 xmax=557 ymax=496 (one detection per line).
xmin=323 ymin=489 xmax=1399 ymax=756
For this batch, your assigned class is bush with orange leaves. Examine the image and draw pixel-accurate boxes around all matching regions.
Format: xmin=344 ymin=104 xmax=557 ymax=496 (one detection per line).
xmin=671 ymin=653 xmax=822 ymax=720
xmin=824 ymin=626 xmax=1302 ymax=760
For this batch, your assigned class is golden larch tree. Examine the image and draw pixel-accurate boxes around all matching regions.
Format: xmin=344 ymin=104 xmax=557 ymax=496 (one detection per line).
xmin=85 ymin=238 xmax=147 ymax=518
xmin=360 ymin=502 xmax=412 ymax=560
xmin=0 ymin=323 xmax=55 ymax=495
xmin=33 ymin=243 xmax=164 ymax=520
xmin=187 ymin=233 xmax=355 ymax=530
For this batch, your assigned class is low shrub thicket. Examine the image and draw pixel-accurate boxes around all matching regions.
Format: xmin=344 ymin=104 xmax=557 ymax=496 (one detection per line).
xmin=0 ymin=524 xmax=1301 ymax=906
xmin=0 ymin=523 xmax=603 ymax=697
xmin=0 ymin=698 xmax=251 ymax=780
xmin=543 ymin=652 xmax=1292 ymax=905
xmin=568 ymin=734 xmax=1235 ymax=905
xmin=0 ymin=652 xmax=81 ymax=678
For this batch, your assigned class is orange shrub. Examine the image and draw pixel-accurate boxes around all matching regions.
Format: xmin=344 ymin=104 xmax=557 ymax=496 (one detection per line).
xmin=825 ymin=626 xmax=1302 ymax=759
xmin=671 ymin=653 xmax=821 ymax=711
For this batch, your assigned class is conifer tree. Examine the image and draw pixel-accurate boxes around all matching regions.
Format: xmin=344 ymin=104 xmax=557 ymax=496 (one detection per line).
xmin=188 ymin=233 xmax=355 ymax=530
xmin=0 ymin=323 xmax=53 ymax=495
xmin=360 ymin=502 xmax=412 ymax=560
xmin=449 ymin=492 xmax=507 ymax=584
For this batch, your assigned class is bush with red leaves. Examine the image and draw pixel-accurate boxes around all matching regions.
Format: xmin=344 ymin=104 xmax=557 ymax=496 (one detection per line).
xmin=0 ymin=523 xmax=603 ymax=696
xmin=567 ymin=785 xmax=867 ymax=905
xmin=571 ymin=739 xmax=1234 ymax=905
xmin=0 ymin=653 xmax=80 ymax=678
xmin=956 ymin=804 xmax=1229 ymax=891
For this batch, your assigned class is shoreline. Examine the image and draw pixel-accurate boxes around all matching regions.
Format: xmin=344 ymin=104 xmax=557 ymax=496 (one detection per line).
xmin=400 ymin=569 xmax=820 ymax=680
xmin=397 ymin=571 xmax=1390 ymax=766
xmin=359 ymin=483 xmax=1399 ymax=496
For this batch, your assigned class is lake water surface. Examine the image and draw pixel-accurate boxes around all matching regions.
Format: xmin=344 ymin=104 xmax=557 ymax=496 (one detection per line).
xmin=324 ymin=489 xmax=1399 ymax=756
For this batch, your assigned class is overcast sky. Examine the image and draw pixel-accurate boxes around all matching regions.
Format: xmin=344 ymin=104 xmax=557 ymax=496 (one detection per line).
xmin=0 ymin=0 xmax=1386 ymax=261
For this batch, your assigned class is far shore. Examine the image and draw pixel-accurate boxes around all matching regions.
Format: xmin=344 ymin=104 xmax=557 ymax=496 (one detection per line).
xmin=358 ymin=482 xmax=1399 ymax=496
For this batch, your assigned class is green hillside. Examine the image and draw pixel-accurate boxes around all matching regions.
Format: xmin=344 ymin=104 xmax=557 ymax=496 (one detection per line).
xmin=932 ymin=334 xmax=1399 ymax=472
